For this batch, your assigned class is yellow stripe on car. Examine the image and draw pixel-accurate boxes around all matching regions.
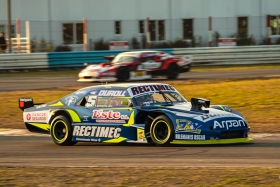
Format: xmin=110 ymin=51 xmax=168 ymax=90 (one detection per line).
xmin=219 ymin=105 xmax=225 ymax=111
xmin=49 ymin=101 xmax=64 ymax=106
xmin=123 ymin=111 xmax=135 ymax=127
xmin=103 ymin=137 xmax=127 ymax=143
xmin=171 ymin=137 xmax=253 ymax=144
xmin=29 ymin=123 xmax=50 ymax=131
xmin=66 ymin=109 xmax=81 ymax=122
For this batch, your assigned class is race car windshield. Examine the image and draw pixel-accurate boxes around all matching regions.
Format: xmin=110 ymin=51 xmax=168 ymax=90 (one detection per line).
xmin=112 ymin=55 xmax=136 ymax=64
xmin=134 ymin=92 xmax=187 ymax=106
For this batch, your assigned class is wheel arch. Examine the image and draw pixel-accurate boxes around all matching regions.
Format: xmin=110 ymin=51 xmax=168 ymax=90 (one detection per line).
xmin=48 ymin=109 xmax=81 ymax=125
xmin=161 ymin=59 xmax=178 ymax=70
xmin=135 ymin=110 xmax=175 ymax=143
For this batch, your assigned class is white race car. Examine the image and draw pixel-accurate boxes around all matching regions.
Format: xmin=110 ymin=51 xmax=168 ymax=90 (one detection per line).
xmin=78 ymin=50 xmax=192 ymax=82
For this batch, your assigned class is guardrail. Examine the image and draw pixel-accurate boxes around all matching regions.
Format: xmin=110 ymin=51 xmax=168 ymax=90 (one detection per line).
xmin=0 ymin=48 xmax=173 ymax=70
xmin=47 ymin=50 xmax=128 ymax=68
xmin=173 ymin=45 xmax=280 ymax=66
xmin=0 ymin=46 xmax=279 ymax=70
xmin=0 ymin=53 xmax=48 ymax=70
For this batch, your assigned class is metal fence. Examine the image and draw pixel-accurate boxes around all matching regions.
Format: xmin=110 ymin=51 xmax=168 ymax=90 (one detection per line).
xmin=0 ymin=46 xmax=280 ymax=71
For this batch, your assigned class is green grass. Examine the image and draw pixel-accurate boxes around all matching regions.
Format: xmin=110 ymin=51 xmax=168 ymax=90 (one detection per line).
xmin=1 ymin=78 xmax=280 ymax=133
xmin=191 ymin=63 xmax=280 ymax=72
xmin=0 ymin=167 xmax=279 ymax=187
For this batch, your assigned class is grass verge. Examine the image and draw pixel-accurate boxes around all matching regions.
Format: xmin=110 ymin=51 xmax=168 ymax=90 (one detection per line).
xmin=0 ymin=167 xmax=279 ymax=187
xmin=1 ymin=64 xmax=280 ymax=77
xmin=0 ymin=78 xmax=280 ymax=133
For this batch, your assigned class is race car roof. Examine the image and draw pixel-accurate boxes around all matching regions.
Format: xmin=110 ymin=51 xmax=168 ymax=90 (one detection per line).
xmin=79 ymin=83 xmax=173 ymax=91
xmin=77 ymin=83 xmax=177 ymax=98
xmin=119 ymin=50 xmax=165 ymax=58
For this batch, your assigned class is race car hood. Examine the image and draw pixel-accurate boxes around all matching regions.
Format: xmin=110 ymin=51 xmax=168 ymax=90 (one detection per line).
xmin=80 ymin=62 xmax=132 ymax=73
xmin=81 ymin=64 xmax=114 ymax=73
xmin=140 ymin=102 xmax=245 ymax=122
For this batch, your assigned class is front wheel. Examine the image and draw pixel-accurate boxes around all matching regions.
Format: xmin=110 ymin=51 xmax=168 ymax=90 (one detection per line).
xmin=117 ymin=67 xmax=130 ymax=82
xmin=167 ymin=63 xmax=179 ymax=79
xmin=50 ymin=115 xmax=76 ymax=146
xmin=150 ymin=115 xmax=174 ymax=146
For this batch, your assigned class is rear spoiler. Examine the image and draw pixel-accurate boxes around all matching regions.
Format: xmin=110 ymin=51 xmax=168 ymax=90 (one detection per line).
xmin=190 ymin=98 xmax=210 ymax=110
xmin=19 ymin=98 xmax=34 ymax=111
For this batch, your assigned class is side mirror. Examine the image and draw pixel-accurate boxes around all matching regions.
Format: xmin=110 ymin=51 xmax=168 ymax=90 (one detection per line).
xmin=190 ymin=98 xmax=210 ymax=110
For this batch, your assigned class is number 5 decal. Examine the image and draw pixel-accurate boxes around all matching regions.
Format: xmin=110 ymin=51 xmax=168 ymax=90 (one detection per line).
xmin=85 ymin=95 xmax=97 ymax=107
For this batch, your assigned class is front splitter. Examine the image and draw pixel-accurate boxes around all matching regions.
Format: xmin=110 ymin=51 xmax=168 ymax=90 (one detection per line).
xmin=171 ymin=137 xmax=253 ymax=144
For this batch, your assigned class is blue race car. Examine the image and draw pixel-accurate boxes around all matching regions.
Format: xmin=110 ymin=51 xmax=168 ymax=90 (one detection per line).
xmin=19 ymin=83 xmax=252 ymax=146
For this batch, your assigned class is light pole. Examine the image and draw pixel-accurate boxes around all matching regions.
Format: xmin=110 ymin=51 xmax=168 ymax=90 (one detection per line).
xmin=6 ymin=0 xmax=12 ymax=53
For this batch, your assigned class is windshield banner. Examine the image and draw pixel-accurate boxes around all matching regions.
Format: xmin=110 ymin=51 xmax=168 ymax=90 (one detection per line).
xmin=128 ymin=84 xmax=177 ymax=97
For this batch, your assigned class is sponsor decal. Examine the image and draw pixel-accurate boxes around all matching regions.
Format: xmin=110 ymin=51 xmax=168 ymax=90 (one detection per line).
xmin=73 ymin=126 xmax=121 ymax=138
xmin=194 ymin=113 xmax=236 ymax=122
xmin=36 ymin=104 xmax=47 ymax=109
xmin=175 ymin=119 xmax=201 ymax=134
xmin=90 ymin=91 xmax=97 ymax=95
xmin=75 ymin=138 xmax=91 ymax=141
xmin=96 ymin=105 xmax=113 ymax=107
xmin=100 ymin=72 xmax=116 ymax=77
xmin=137 ymin=128 xmax=145 ymax=141
xmin=175 ymin=134 xmax=206 ymax=140
xmin=92 ymin=110 xmax=129 ymax=123
xmin=82 ymin=116 xmax=89 ymax=121
xmin=20 ymin=98 xmax=32 ymax=102
xmin=98 ymin=90 xmax=127 ymax=97
xmin=65 ymin=95 xmax=78 ymax=106
xmin=24 ymin=111 xmax=48 ymax=122
xmin=26 ymin=113 xmax=31 ymax=120
xmin=96 ymin=119 xmax=126 ymax=123
xmin=129 ymin=84 xmax=175 ymax=96
xmin=141 ymin=61 xmax=162 ymax=69
xmin=75 ymin=138 xmax=101 ymax=142
xmin=213 ymin=120 xmax=247 ymax=130
xmin=75 ymin=90 xmax=87 ymax=95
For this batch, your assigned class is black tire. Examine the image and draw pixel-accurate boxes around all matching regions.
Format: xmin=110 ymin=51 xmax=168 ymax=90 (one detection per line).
xmin=150 ymin=115 xmax=174 ymax=146
xmin=50 ymin=115 xmax=76 ymax=146
xmin=117 ymin=67 xmax=130 ymax=82
xmin=167 ymin=63 xmax=179 ymax=79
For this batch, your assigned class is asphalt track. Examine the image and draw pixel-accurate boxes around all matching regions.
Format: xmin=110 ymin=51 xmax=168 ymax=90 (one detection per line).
xmin=1 ymin=68 xmax=280 ymax=168
xmin=1 ymin=68 xmax=280 ymax=92
xmin=0 ymin=134 xmax=280 ymax=168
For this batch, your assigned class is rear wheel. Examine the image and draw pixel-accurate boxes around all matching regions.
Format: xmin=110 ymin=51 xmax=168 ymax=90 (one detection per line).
xmin=150 ymin=115 xmax=174 ymax=146
xmin=117 ymin=67 xmax=130 ymax=82
xmin=167 ymin=63 xmax=179 ymax=79
xmin=50 ymin=115 xmax=76 ymax=146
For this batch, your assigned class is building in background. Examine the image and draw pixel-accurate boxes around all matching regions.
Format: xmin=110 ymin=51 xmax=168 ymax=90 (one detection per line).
xmin=0 ymin=0 xmax=279 ymax=51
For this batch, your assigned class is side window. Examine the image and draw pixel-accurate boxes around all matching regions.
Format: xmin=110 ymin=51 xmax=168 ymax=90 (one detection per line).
xmin=139 ymin=57 xmax=153 ymax=63
xmin=96 ymin=96 xmax=131 ymax=107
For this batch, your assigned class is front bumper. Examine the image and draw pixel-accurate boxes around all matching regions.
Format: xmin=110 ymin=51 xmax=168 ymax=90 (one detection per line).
xmin=180 ymin=64 xmax=191 ymax=73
